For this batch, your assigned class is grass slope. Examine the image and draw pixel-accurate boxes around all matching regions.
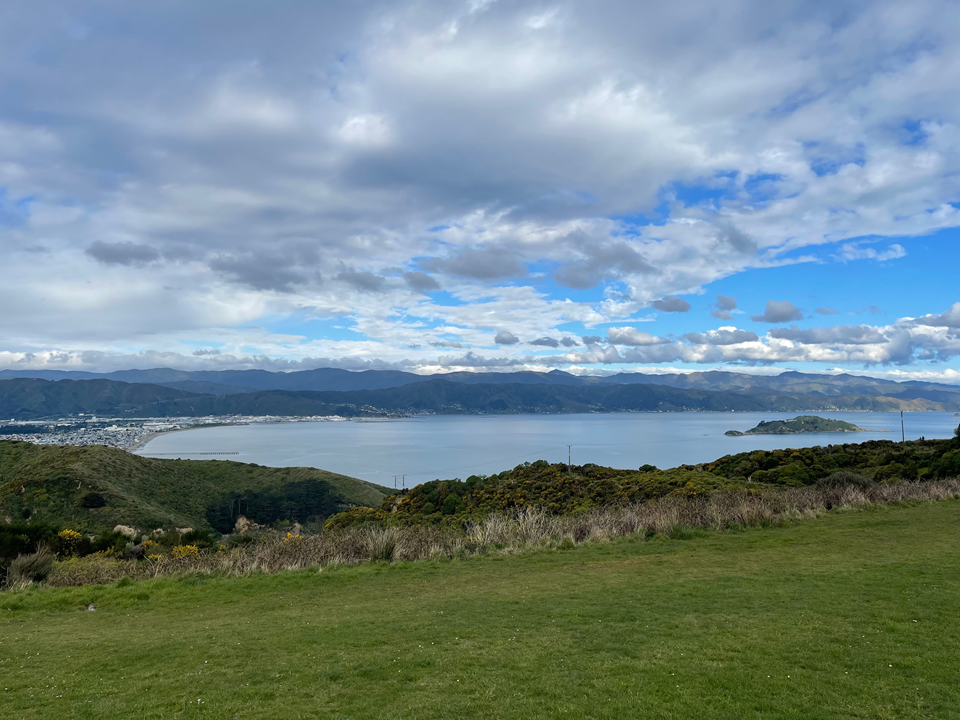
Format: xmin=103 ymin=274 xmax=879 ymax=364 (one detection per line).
xmin=1 ymin=500 xmax=959 ymax=718
xmin=0 ymin=441 xmax=389 ymax=532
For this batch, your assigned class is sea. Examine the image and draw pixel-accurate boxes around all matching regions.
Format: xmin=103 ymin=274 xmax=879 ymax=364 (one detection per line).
xmin=133 ymin=411 xmax=960 ymax=488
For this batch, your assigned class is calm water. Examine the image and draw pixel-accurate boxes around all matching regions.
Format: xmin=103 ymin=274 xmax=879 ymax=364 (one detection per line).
xmin=136 ymin=412 xmax=960 ymax=487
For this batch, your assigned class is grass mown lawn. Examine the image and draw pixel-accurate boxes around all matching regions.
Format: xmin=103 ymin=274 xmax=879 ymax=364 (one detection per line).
xmin=2 ymin=501 xmax=959 ymax=719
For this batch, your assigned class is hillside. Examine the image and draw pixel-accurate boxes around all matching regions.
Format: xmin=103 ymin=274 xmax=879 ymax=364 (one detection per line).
xmin=4 ymin=366 xmax=960 ymax=400
xmin=0 ymin=378 xmax=199 ymax=419
xmin=328 ymin=430 xmax=960 ymax=527
xmin=0 ymin=441 xmax=389 ymax=533
xmin=724 ymin=415 xmax=867 ymax=436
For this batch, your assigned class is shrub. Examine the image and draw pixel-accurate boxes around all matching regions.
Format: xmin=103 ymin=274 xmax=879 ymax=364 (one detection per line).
xmin=79 ymin=492 xmax=107 ymax=508
xmin=171 ymin=544 xmax=200 ymax=559
xmin=816 ymin=470 xmax=873 ymax=490
xmin=7 ymin=547 xmax=55 ymax=586
xmin=180 ymin=529 xmax=214 ymax=548
xmin=57 ymin=529 xmax=84 ymax=556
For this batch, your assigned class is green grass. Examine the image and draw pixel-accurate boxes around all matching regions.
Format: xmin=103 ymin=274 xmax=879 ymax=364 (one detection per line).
xmin=2 ymin=500 xmax=960 ymax=719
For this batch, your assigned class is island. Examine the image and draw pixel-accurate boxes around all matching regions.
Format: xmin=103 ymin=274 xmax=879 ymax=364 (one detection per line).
xmin=725 ymin=415 xmax=868 ymax=436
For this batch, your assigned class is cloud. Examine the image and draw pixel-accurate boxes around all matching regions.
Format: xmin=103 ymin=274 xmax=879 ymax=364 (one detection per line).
xmin=430 ymin=340 xmax=463 ymax=348
xmin=494 ymin=330 xmax=520 ymax=345
xmin=403 ymin=271 xmax=441 ymax=293
xmin=651 ymin=296 xmax=691 ymax=313
xmin=715 ymin=295 xmax=737 ymax=311
xmin=560 ymin=337 xmax=580 ymax=347
xmin=581 ymin=335 xmax=603 ymax=345
xmin=816 ymin=307 xmax=839 ymax=315
xmin=422 ymin=247 xmax=527 ymax=280
xmin=915 ymin=302 xmax=960 ymax=329
xmin=2 ymin=1 xmax=960 ymax=375
xmin=530 ymin=337 xmax=560 ymax=347
xmin=751 ymin=300 xmax=803 ymax=323
xmin=836 ymin=243 xmax=907 ymax=262
xmin=606 ymin=327 xmax=665 ymax=345
xmin=681 ymin=329 xmax=759 ymax=345
xmin=86 ymin=241 xmax=160 ymax=266
xmin=710 ymin=294 xmax=737 ymax=319
xmin=335 ymin=267 xmax=387 ymax=293
xmin=768 ymin=325 xmax=888 ymax=345
xmin=553 ymin=239 xmax=657 ymax=289
xmin=191 ymin=348 xmax=221 ymax=356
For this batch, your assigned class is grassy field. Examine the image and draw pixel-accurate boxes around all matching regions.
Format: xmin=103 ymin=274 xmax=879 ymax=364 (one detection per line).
xmin=1 ymin=500 xmax=959 ymax=719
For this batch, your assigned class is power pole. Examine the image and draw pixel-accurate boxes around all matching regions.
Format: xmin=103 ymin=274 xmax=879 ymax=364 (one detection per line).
xmin=567 ymin=444 xmax=572 ymax=470
xmin=901 ymin=410 xmax=905 ymax=443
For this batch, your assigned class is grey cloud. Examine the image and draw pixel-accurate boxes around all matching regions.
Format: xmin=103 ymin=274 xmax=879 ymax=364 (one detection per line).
xmin=530 ymin=337 xmax=560 ymax=347
xmin=716 ymin=295 xmax=737 ymax=311
xmin=209 ymin=252 xmax=315 ymax=292
xmin=769 ymin=325 xmax=888 ymax=345
xmin=816 ymin=307 xmax=839 ymax=315
xmin=336 ymin=267 xmax=387 ymax=293
xmin=606 ymin=327 xmax=665 ymax=345
xmin=716 ymin=223 xmax=757 ymax=254
xmin=437 ymin=351 xmax=530 ymax=369
xmin=422 ymin=247 xmax=527 ymax=280
xmin=751 ymin=300 xmax=803 ymax=323
xmin=86 ymin=241 xmax=161 ymax=266
xmin=581 ymin=335 xmax=603 ymax=345
xmin=711 ymin=310 xmax=734 ymax=320
xmin=553 ymin=238 xmax=656 ymax=290
xmin=192 ymin=348 xmax=221 ymax=356
xmin=560 ymin=337 xmax=580 ymax=347
xmin=403 ymin=271 xmax=441 ymax=293
xmin=494 ymin=330 xmax=520 ymax=345
xmin=682 ymin=329 xmax=759 ymax=345
xmin=914 ymin=302 xmax=960 ymax=328
xmin=651 ymin=296 xmax=691 ymax=313
xmin=430 ymin=340 xmax=463 ymax=348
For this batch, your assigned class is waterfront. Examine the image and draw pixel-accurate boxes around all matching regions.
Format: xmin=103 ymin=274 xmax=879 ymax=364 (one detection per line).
xmin=136 ymin=411 xmax=960 ymax=486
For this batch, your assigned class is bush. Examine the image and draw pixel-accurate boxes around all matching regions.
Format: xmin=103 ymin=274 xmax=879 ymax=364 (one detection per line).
xmin=79 ymin=492 xmax=107 ymax=508
xmin=180 ymin=529 xmax=214 ymax=548
xmin=816 ymin=470 xmax=873 ymax=490
xmin=7 ymin=547 xmax=55 ymax=586
xmin=56 ymin=529 xmax=85 ymax=556
xmin=171 ymin=544 xmax=200 ymax=559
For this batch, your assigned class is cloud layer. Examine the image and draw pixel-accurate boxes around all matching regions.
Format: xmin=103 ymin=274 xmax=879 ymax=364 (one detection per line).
xmin=0 ymin=1 xmax=958 ymax=377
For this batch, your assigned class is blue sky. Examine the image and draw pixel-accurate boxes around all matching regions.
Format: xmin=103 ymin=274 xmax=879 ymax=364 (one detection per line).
xmin=1 ymin=1 xmax=959 ymax=381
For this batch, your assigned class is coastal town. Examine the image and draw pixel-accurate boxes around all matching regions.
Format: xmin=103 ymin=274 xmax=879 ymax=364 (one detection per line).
xmin=0 ymin=415 xmax=349 ymax=451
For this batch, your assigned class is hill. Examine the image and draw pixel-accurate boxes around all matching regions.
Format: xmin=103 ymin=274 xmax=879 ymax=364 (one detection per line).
xmin=0 ymin=441 xmax=389 ymax=533
xmin=724 ymin=415 xmax=867 ymax=436
xmin=3 ymin=376 xmax=959 ymax=421
xmin=328 ymin=430 xmax=960 ymax=527
xmin=4 ymin=366 xmax=960 ymax=401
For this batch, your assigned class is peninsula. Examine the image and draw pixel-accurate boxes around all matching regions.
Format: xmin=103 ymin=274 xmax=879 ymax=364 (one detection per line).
xmin=725 ymin=415 xmax=868 ymax=436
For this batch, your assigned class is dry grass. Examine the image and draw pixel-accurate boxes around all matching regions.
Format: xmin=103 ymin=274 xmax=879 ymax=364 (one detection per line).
xmin=34 ymin=478 xmax=960 ymax=589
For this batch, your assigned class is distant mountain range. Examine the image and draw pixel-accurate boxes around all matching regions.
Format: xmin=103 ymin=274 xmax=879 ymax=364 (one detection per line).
xmin=3 ymin=366 xmax=960 ymax=396
xmin=1 ymin=368 xmax=959 ymax=420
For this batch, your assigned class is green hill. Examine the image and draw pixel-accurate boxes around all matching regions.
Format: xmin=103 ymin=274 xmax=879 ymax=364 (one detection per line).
xmin=0 ymin=441 xmax=389 ymax=533
xmin=725 ymin=415 xmax=867 ymax=436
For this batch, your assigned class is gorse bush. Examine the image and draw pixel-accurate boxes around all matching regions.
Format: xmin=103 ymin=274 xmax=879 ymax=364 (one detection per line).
xmin=816 ymin=471 xmax=872 ymax=490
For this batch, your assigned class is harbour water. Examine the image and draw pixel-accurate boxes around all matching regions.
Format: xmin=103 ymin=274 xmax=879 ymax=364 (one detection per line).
xmin=136 ymin=411 xmax=960 ymax=487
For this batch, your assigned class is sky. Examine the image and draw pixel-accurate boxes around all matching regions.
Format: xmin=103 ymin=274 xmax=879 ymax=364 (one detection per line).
xmin=2 ymin=0 xmax=960 ymax=381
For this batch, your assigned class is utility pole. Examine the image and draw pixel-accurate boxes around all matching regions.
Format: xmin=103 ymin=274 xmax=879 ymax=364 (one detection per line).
xmin=901 ymin=411 xmax=905 ymax=443
xmin=567 ymin=444 xmax=572 ymax=470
